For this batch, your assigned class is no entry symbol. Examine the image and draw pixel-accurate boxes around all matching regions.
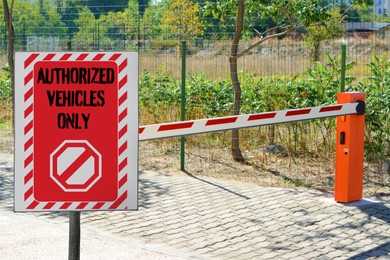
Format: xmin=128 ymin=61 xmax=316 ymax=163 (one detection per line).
xmin=50 ymin=140 xmax=102 ymax=192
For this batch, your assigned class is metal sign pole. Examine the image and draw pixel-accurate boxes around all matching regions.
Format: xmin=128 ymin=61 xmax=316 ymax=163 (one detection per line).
xmin=180 ymin=41 xmax=187 ymax=171
xmin=68 ymin=211 xmax=81 ymax=260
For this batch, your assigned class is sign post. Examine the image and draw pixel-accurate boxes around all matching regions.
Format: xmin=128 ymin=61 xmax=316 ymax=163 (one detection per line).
xmin=69 ymin=211 xmax=81 ymax=260
xmin=15 ymin=52 xmax=138 ymax=259
xmin=14 ymin=52 xmax=139 ymax=211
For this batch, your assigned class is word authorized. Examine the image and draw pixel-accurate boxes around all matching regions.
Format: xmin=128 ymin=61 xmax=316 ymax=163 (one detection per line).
xmin=37 ymin=66 xmax=115 ymax=130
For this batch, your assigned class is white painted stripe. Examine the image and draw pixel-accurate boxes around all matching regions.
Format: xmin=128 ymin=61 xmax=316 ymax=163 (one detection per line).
xmin=139 ymin=103 xmax=360 ymax=141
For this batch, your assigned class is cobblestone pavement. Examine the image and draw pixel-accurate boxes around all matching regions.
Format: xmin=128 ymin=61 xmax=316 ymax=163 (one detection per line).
xmin=1 ymin=153 xmax=390 ymax=259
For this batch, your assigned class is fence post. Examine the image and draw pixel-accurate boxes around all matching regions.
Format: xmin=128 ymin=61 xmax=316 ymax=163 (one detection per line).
xmin=340 ymin=44 xmax=347 ymax=92
xmin=335 ymin=92 xmax=365 ymax=203
xmin=180 ymin=41 xmax=186 ymax=171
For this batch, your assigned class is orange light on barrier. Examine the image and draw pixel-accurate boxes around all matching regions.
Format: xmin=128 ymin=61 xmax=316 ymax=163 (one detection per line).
xmin=335 ymin=92 xmax=365 ymax=203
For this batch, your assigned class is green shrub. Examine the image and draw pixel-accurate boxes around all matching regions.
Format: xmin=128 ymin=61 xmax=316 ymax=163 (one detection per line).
xmin=349 ymin=54 xmax=390 ymax=161
xmin=0 ymin=68 xmax=11 ymax=100
xmin=139 ymin=53 xmax=389 ymax=161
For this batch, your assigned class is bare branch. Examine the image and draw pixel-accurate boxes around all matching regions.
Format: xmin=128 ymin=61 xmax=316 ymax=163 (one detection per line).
xmin=340 ymin=3 xmax=356 ymax=16
xmin=236 ymin=26 xmax=295 ymax=59
xmin=253 ymin=28 xmax=262 ymax=38
xmin=236 ymin=3 xmax=357 ymax=60
xmin=10 ymin=0 xmax=14 ymax=16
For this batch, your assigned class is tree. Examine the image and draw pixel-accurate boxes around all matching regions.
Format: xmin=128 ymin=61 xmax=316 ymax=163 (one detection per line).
xmin=98 ymin=11 xmax=129 ymax=48
xmin=126 ymin=0 xmax=141 ymax=48
xmin=37 ymin=1 xmax=66 ymax=37
xmin=161 ymin=0 xmax=204 ymax=40
xmin=207 ymin=0 xmax=373 ymax=162
xmin=138 ymin=0 xmax=149 ymax=16
xmin=98 ymin=0 xmax=140 ymax=49
xmin=303 ymin=8 xmax=346 ymax=62
xmin=73 ymin=7 xmax=108 ymax=50
xmin=86 ymin=0 xmax=129 ymax=18
xmin=56 ymin=0 xmax=83 ymax=50
xmin=142 ymin=1 xmax=166 ymax=41
xmin=2 ymin=0 xmax=15 ymax=94
xmin=229 ymin=0 xmax=244 ymax=161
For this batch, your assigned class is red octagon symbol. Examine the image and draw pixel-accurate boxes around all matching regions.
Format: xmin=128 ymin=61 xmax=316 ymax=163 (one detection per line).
xmin=50 ymin=140 xmax=102 ymax=192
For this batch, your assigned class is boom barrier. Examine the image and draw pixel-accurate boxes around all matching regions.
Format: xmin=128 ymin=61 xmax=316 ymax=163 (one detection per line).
xmin=139 ymin=101 xmax=364 ymax=141
xmin=139 ymin=92 xmax=366 ymax=203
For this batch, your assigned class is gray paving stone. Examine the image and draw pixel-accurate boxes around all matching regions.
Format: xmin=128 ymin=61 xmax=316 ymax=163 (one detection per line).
xmin=1 ymin=155 xmax=390 ymax=260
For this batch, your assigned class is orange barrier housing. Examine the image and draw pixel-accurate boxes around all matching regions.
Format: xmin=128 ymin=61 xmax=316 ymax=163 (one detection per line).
xmin=335 ymin=92 xmax=365 ymax=203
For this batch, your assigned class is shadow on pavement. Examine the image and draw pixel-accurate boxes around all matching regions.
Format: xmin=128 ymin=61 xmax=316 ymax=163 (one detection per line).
xmin=348 ymin=241 xmax=390 ymax=259
xmin=346 ymin=200 xmax=390 ymax=259
xmin=139 ymin=171 xmax=171 ymax=208
xmin=183 ymin=169 xmax=250 ymax=200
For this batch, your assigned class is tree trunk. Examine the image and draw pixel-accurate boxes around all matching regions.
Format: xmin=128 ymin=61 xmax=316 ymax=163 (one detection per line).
xmin=3 ymin=0 xmax=15 ymax=92
xmin=3 ymin=0 xmax=15 ymax=130
xmin=230 ymin=0 xmax=244 ymax=162
xmin=312 ymin=42 xmax=320 ymax=62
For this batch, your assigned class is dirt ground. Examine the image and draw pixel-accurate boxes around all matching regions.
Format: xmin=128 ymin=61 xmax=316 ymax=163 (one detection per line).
xmin=138 ymin=141 xmax=390 ymax=201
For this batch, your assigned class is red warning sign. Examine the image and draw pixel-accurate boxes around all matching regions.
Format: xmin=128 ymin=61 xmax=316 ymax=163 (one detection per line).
xmin=50 ymin=140 xmax=102 ymax=192
xmin=33 ymin=60 xmax=118 ymax=202
xmin=14 ymin=52 xmax=139 ymax=211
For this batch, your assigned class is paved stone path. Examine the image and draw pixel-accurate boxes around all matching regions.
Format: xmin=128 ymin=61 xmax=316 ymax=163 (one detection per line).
xmin=1 ymin=153 xmax=390 ymax=259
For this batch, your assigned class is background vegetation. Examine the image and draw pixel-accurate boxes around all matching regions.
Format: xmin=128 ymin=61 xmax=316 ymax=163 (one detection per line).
xmin=0 ymin=0 xmax=388 ymax=192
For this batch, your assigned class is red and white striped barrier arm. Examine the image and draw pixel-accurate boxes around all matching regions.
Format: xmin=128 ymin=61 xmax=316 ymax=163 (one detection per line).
xmin=139 ymin=102 xmax=365 ymax=141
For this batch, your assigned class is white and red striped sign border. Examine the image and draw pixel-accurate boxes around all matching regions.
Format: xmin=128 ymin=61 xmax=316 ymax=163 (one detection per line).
xmin=139 ymin=102 xmax=362 ymax=141
xmin=14 ymin=52 xmax=138 ymax=211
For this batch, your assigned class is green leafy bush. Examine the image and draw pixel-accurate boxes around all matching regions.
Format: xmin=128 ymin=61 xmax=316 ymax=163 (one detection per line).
xmin=350 ymin=54 xmax=390 ymax=161
xmin=0 ymin=68 xmax=11 ymax=100
xmin=139 ymin=53 xmax=389 ymax=160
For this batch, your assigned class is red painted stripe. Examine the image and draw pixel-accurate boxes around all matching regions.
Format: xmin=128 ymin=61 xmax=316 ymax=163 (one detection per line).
xmin=60 ymin=53 xmax=72 ymax=60
xmin=93 ymin=53 xmax=104 ymax=60
xmin=24 ymin=104 xmax=33 ymax=118
xmin=24 ymin=187 xmax=33 ymax=201
xmin=206 ymin=117 xmax=237 ymax=126
xmin=93 ymin=202 xmax=105 ymax=210
xmin=43 ymin=53 xmax=56 ymax=60
xmin=24 ymin=87 xmax=33 ymax=102
xmin=119 ymin=141 xmax=127 ymax=156
xmin=119 ymin=158 xmax=128 ymax=172
xmin=286 ymin=108 xmax=311 ymax=116
xmin=24 ymin=153 xmax=33 ymax=168
xmin=119 ymin=175 xmax=127 ymax=189
xmin=119 ymin=75 xmax=127 ymax=89
xmin=139 ymin=127 xmax=145 ymax=134
xmin=24 ymin=170 xmax=33 ymax=184
xmin=119 ymin=108 xmax=127 ymax=123
xmin=27 ymin=200 xmax=39 ymax=209
xmin=109 ymin=53 xmax=121 ymax=61
xmin=248 ymin=112 xmax=277 ymax=121
xmin=43 ymin=202 xmax=55 ymax=209
xmin=119 ymin=92 xmax=127 ymax=106
xmin=24 ymin=137 xmax=33 ymax=151
xmin=76 ymin=53 xmax=88 ymax=60
xmin=24 ymin=71 xmax=33 ymax=85
xmin=60 ymin=203 xmax=72 ymax=210
xmin=109 ymin=191 xmax=127 ymax=209
xmin=24 ymin=54 xmax=39 ymax=68
xmin=319 ymin=105 xmax=342 ymax=113
xmin=56 ymin=148 xmax=95 ymax=185
xmin=24 ymin=120 xmax=33 ymax=135
xmin=76 ymin=202 xmax=88 ymax=209
xmin=158 ymin=122 xmax=194 ymax=132
xmin=119 ymin=125 xmax=127 ymax=139
xmin=119 ymin=59 xmax=127 ymax=73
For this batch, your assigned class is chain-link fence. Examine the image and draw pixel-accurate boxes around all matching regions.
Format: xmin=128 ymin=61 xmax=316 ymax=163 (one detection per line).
xmin=1 ymin=2 xmax=389 ymax=196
